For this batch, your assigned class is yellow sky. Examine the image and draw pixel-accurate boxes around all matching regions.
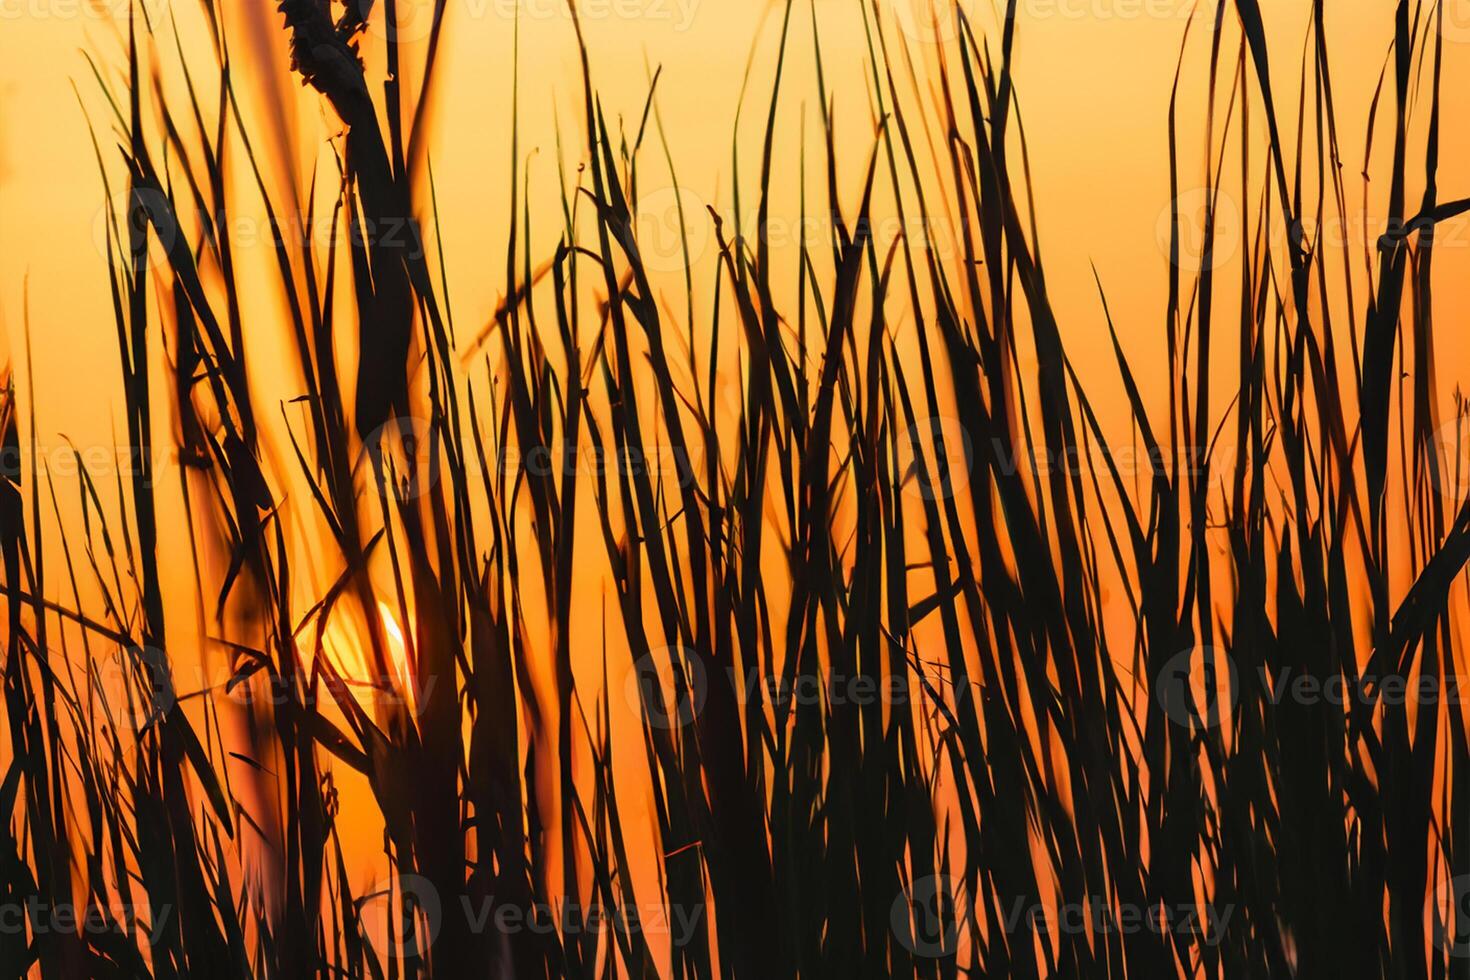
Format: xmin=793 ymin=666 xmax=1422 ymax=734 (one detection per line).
xmin=6 ymin=0 xmax=1470 ymax=952
xmin=6 ymin=1 xmax=1468 ymax=451
xmin=7 ymin=0 xmax=1470 ymax=749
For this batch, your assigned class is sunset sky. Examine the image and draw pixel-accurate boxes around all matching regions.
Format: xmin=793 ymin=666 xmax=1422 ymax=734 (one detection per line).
xmin=9 ymin=0 xmax=1467 ymax=435
xmin=7 ymin=1 xmax=1469 ymax=667
xmin=3 ymin=5 xmax=1470 ymax=974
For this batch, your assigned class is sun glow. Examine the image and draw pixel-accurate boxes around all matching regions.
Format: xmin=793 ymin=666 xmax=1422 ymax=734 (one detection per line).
xmin=308 ymin=597 xmax=419 ymax=720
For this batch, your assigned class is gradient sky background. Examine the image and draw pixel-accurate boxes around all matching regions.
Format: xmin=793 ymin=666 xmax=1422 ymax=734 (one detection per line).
xmin=5 ymin=0 xmax=1467 ymax=454
xmin=4 ymin=0 xmax=1470 ymax=916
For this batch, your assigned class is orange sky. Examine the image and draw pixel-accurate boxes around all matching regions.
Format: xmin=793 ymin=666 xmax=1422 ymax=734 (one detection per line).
xmin=6 ymin=0 xmax=1470 ymax=458
xmin=5 ymin=0 xmax=1470 ymax=941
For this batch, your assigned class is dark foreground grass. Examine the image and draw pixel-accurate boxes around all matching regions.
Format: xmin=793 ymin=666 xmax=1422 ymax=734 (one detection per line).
xmin=1 ymin=0 xmax=1468 ymax=976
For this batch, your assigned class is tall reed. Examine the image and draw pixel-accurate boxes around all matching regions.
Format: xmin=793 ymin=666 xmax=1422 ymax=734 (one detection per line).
xmin=0 ymin=0 xmax=1467 ymax=977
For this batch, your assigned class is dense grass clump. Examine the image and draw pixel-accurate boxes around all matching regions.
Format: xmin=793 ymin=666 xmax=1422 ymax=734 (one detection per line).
xmin=1 ymin=0 xmax=1468 ymax=977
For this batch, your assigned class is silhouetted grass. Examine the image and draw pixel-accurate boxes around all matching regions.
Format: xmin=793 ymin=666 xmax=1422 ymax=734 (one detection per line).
xmin=0 ymin=0 xmax=1468 ymax=976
